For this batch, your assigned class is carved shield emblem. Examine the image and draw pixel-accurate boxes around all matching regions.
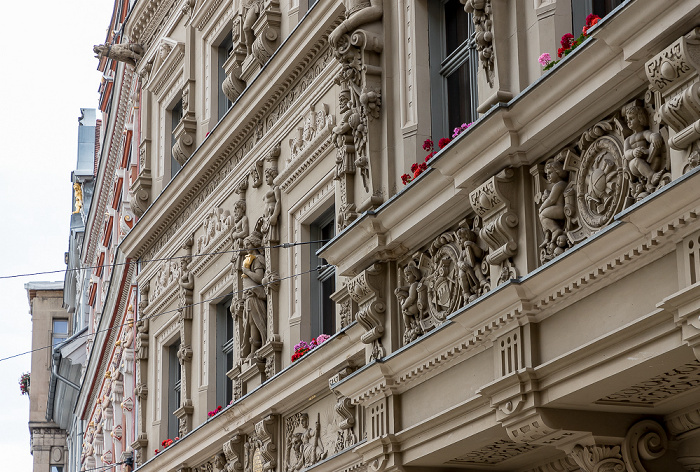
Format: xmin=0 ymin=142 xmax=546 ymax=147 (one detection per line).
xmin=425 ymin=239 xmax=463 ymax=322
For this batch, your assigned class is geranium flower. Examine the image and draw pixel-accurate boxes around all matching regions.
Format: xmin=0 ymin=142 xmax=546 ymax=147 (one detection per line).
xmin=438 ymin=138 xmax=451 ymax=149
xmin=424 ymin=151 xmax=435 ymax=162
xmin=557 ymin=47 xmax=565 ymax=58
xmin=560 ymin=33 xmax=574 ymax=49
xmin=422 ymin=139 xmax=434 ymax=152
xmin=538 ymin=53 xmax=551 ymax=67
xmin=316 ymin=334 xmax=331 ymax=344
xmin=401 ymin=173 xmax=412 ymax=185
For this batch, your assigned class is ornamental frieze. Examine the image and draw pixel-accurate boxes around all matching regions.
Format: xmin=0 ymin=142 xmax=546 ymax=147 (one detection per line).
xmin=532 ymin=95 xmax=672 ymax=264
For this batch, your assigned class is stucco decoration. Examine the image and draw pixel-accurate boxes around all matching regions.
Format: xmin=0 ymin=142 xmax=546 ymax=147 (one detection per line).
xmin=446 ymin=439 xmax=538 ymax=465
xmin=231 ymin=177 xmax=250 ymax=272
xmin=285 ymin=413 xmax=328 ymax=472
xmin=331 ymin=0 xmax=384 ymax=227
xmin=469 ymin=168 xmax=519 ymax=284
xmin=223 ymin=433 xmax=244 ymax=472
xmin=260 ymin=144 xmax=282 ymax=244
xmin=198 ymin=207 xmax=233 ymax=255
xmin=245 ymin=415 xmax=278 ymax=472
xmin=646 ymin=27 xmax=700 ymax=173
xmin=172 ymin=83 xmax=197 ymax=166
xmin=329 ymin=368 xmax=358 ymax=453
xmin=223 ymin=0 xmax=282 ymax=101
xmin=532 ymin=96 xmax=671 ymax=264
xmin=175 ymin=236 xmax=195 ymax=436
xmin=238 ymin=229 xmax=268 ymax=359
xmin=132 ymin=286 xmax=150 ymax=465
xmin=461 ymin=0 xmax=494 ymax=87
xmin=151 ymin=259 xmax=181 ymax=302
xmin=94 ymin=42 xmax=144 ymax=68
xmin=396 ymin=218 xmax=489 ymax=345
xmin=568 ymin=445 xmax=624 ymax=472
xmin=289 ymin=104 xmax=335 ymax=161
xmin=348 ymin=263 xmax=386 ymax=360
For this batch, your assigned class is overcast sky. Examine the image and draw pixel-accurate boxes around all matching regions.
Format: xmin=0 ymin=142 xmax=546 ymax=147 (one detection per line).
xmin=0 ymin=0 xmax=115 ymax=468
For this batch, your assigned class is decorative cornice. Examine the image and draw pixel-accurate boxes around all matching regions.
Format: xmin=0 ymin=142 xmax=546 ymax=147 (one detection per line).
xmin=193 ymin=0 xmax=225 ymax=31
xmin=148 ymin=42 xmax=185 ymax=97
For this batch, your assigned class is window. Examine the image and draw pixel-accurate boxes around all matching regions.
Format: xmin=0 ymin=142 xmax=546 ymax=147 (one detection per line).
xmin=572 ymin=0 xmax=621 ymax=35
xmin=217 ymin=32 xmax=234 ymax=122
xmin=51 ymin=467 xmax=64 ymax=472
xmin=168 ymin=340 xmax=181 ymax=439
xmin=171 ymin=99 xmax=183 ymax=179
xmin=310 ymin=207 xmax=335 ymax=338
xmin=216 ymin=298 xmax=234 ymax=406
xmin=52 ymin=319 xmax=69 ymax=347
xmin=429 ymin=0 xmax=478 ymax=140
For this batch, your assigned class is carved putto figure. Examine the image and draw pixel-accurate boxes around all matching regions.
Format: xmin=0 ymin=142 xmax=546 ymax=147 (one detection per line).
xmin=260 ymin=168 xmax=281 ymax=243
xmin=623 ymin=104 xmax=667 ymax=200
xmin=394 ymin=262 xmax=426 ymax=345
xmin=240 ymin=231 xmax=267 ymax=358
xmin=536 ymin=158 xmax=574 ymax=262
xmin=231 ymin=200 xmax=250 ymax=270
xmin=93 ymin=43 xmax=144 ymax=67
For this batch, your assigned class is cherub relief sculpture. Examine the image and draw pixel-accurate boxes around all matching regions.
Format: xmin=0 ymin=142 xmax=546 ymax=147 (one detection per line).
xmin=394 ymin=262 xmax=426 ymax=345
xmin=240 ymin=230 xmax=267 ymax=358
xmin=93 ymin=43 xmax=144 ymax=67
xmin=536 ymin=158 xmax=574 ymax=262
xmin=260 ymin=168 xmax=281 ymax=243
xmin=231 ymin=200 xmax=250 ymax=270
xmin=623 ymin=104 xmax=668 ymax=200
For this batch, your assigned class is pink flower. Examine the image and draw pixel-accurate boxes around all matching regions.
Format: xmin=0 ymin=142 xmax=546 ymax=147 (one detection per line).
xmin=538 ymin=53 xmax=551 ymax=67
xmin=316 ymin=334 xmax=331 ymax=344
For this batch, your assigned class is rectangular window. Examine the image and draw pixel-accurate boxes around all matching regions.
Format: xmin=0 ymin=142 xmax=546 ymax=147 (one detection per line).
xmin=429 ymin=0 xmax=478 ymax=140
xmin=171 ymin=99 xmax=183 ymax=179
xmin=571 ymin=0 xmax=622 ymax=35
xmin=216 ymin=298 xmax=234 ymax=406
xmin=168 ymin=340 xmax=181 ymax=439
xmin=217 ymin=32 xmax=234 ymax=122
xmin=52 ymin=319 xmax=69 ymax=347
xmin=310 ymin=207 xmax=336 ymax=338
xmin=51 ymin=467 xmax=64 ymax=472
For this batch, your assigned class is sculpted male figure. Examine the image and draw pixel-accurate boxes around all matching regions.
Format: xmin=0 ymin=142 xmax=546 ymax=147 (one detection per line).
xmin=230 ymin=201 xmax=250 ymax=270
xmin=261 ymin=168 xmax=281 ymax=243
xmin=240 ymin=232 xmax=267 ymax=358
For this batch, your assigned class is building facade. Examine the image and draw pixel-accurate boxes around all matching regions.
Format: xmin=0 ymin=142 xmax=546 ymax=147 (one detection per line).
xmin=26 ymin=281 xmax=69 ymax=472
xmin=86 ymin=0 xmax=700 ymax=471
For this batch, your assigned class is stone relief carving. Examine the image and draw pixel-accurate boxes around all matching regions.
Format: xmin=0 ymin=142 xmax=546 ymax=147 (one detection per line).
xmin=289 ymin=104 xmax=335 ymax=162
xmin=645 ymin=27 xmax=700 ymax=174
xmin=331 ymin=0 xmax=384 ymax=224
xmin=461 ymin=0 xmax=494 ymax=87
xmin=396 ymin=218 xmax=490 ymax=345
xmin=285 ymin=413 xmax=328 ymax=472
xmin=150 ymin=259 xmax=181 ymax=302
xmin=223 ymin=433 xmax=244 ymax=472
xmin=568 ymin=445 xmax=624 ymax=472
xmin=446 ymin=439 xmax=538 ymax=465
xmin=197 ymin=207 xmax=233 ymax=255
xmin=259 ymin=145 xmax=281 ymax=244
xmin=93 ymin=42 xmax=144 ymax=67
xmin=532 ymin=95 xmax=672 ymax=264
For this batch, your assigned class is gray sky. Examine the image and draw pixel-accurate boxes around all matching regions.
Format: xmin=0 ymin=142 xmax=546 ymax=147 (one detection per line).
xmin=0 ymin=0 xmax=115 ymax=468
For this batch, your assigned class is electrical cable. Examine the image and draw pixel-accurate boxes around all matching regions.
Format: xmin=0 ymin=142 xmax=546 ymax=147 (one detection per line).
xmin=0 ymin=239 xmax=330 ymax=280
xmin=0 ymin=264 xmax=331 ymax=363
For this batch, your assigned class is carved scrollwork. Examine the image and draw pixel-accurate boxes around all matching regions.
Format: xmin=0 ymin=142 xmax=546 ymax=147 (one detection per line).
xmin=569 ymin=445 xmax=625 ymax=472
xmin=223 ymin=434 xmax=244 ymax=472
xmin=349 ymin=263 xmax=386 ymax=359
xmin=621 ymin=420 xmax=668 ymax=472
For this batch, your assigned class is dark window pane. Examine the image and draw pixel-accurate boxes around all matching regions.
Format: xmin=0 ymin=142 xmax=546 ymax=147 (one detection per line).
xmin=171 ymin=100 xmax=183 ymax=179
xmin=444 ymin=0 xmax=471 ymax=57
xmin=217 ymin=33 xmax=234 ymax=121
xmin=321 ymin=276 xmax=335 ymax=335
xmin=446 ymin=60 xmax=475 ymax=131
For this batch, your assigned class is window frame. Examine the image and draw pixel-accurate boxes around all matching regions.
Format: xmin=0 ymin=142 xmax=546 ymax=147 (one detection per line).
xmin=216 ymin=297 xmax=234 ymax=407
xmin=167 ymin=339 xmax=181 ymax=440
xmin=428 ymin=0 xmax=479 ymax=140
xmin=309 ymin=206 xmax=336 ymax=339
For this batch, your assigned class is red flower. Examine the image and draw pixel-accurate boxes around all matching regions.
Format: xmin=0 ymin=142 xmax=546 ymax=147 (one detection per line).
xmin=438 ymin=137 xmax=451 ymax=149
xmin=585 ymin=14 xmax=601 ymax=26
xmin=401 ymin=173 xmax=412 ymax=185
xmin=590 ymin=17 xmax=599 ymax=26
xmin=419 ymin=163 xmax=427 ymax=171
xmin=560 ymin=33 xmax=574 ymax=49
xmin=557 ymin=47 xmax=565 ymax=58
xmin=413 ymin=169 xmax=422 ymax=178
xmin=422 ymin=139 xmax=434 ymax=152
xmin=410 ymin=163 xmax=419 ymax=172
xmin=155 ymin=449 xmax=159 ymax=454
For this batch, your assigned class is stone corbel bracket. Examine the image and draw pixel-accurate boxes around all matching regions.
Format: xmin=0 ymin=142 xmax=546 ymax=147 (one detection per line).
xmin=240 ymin=0 xmax=282 ymax=83
xmin=254 ymin=414 xmax=278 ymax=472
xmin=130 ymin=141 xmax=152 ymax=218
xmin=223 ymin=432 xmax=244 ymax=472
xmin=222 ymin=23 xmax=248 ymax=103
xmin=347 ymin=263 xmax=386 ymax=360
xmin=172 ymin=81 xmax=197 ymax=166
xmin=469 ymin=168 xmax=519 ymax=266
xmin=646 ymin=27 xmax=700 ymax=172
xmin=657 ymin=282 xmax=700 ymax=362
